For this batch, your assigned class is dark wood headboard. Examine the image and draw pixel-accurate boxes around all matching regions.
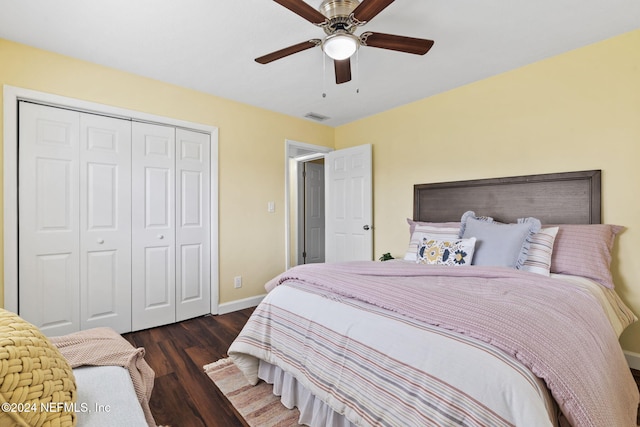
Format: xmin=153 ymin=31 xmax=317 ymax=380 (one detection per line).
xmin=413 ymin=170 xmax=601 ymax=224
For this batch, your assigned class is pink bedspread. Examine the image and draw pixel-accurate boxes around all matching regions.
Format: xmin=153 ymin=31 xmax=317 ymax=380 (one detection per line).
xmin=266 ymin=261 xmax=638 ymax=427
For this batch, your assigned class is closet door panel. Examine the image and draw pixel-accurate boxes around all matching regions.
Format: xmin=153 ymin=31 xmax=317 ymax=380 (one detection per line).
xmin=85 ymin=250 xmax=118 ymax=320
xmin=19 ymin=102 xmax=81 ymax=335
xmin=145 ymin=247 xmax=172 ymax=305
xmin=176 ymin=129 xmax=211 ymax=321
xmin=80 ymin=113 xmax=132 ymax=333
xmin=132 ymin=122 xmax=176 ymax=330
xmin=146 ymin=168 xmax=171 ymax=227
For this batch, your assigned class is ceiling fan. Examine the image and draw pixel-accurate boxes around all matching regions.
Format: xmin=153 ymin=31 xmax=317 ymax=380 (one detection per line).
xmin=255 ymin=0 xmax=434 ymax=84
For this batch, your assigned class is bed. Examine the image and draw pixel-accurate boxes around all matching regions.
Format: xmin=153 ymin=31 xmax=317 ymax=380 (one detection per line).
xmin=228 ymin=170 xmax=639 ymax=427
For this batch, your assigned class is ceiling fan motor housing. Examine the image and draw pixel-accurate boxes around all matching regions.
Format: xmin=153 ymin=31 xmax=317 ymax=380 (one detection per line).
xmin=320 ymin=0 xmax=360 ymax=34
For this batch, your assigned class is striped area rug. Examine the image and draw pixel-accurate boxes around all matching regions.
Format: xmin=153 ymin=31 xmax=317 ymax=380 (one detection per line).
xmin=204 ymin=358 xmax=301 ymax=426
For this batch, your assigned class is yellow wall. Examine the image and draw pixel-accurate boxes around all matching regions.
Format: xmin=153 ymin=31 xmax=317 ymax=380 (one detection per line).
xmin=3 ymin=29 xmax=640 ymax=352
xmin=335 ymin=29 xmax=640 ymax=352
xmin=0 ymin=38 xmax=334 ymax=307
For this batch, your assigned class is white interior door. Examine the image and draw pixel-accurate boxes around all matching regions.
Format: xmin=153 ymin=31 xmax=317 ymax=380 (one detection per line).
xmin=175 ymin=128 xmax=211 ymax=321
xmin=18 ymin=102 xmax=81 ymax=335
xmin=304 ymin=161 xmax=325 ymax=263
xmin=132 ymin=122 xmax=176 ymax=330
xmin=79 ymin=113 xmax=132 ymax=333
xmin=325 ymin=144 xmax=373 ymax=263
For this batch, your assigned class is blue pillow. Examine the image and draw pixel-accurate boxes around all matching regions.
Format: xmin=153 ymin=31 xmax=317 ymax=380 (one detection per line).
xmin=459 ymin=211 xmax=541 ymax=269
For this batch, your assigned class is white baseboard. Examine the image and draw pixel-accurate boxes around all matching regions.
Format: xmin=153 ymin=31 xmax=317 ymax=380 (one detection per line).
xmin=216 ymin=294 xmax=266 ymax=315
xmin=624 ymin=350 xmax=640 ymax=370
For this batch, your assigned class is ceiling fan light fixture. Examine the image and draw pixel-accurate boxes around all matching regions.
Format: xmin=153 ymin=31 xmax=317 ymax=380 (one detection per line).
xmin=322 ymin=33 xmax=359 ymax=60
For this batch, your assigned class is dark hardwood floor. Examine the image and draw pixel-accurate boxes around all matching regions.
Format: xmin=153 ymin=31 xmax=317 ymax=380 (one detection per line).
xmin=125 ymin=307 xmax=640 ymax=427
xmin=123 ymin=308 xmax=255 ymax=427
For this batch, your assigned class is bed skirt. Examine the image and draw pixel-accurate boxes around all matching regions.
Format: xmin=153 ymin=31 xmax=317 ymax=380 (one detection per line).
xmin=258 ymin=360 xmax=355 ymax=427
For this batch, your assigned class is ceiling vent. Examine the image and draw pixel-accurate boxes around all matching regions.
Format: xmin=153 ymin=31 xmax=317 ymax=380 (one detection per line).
xmin=304 ymin=112 xmax=330 ymax=122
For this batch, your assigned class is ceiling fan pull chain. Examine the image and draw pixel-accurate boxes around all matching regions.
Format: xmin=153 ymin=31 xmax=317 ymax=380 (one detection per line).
xmin=356 ymin=49 xmax=360 ymax=94
xmin=322 ymin=50 xmax=327 ymax=98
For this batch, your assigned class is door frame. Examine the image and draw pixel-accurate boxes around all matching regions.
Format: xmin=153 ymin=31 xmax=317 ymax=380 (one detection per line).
xmin=3 ymin=85 xmax=220 ymax=314
xmin=284 ymin=140 xmax=332 ymax=270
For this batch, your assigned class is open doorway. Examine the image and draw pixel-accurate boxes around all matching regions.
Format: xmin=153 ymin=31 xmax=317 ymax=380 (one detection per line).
xmin=285 ymin=140 xmax=333 ymax=270
xmin=298 ymin=158 xmax=325 ymax=265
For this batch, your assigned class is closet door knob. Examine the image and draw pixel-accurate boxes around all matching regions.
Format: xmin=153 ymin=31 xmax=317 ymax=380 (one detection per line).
xmin=97 ymin=239 xmax=104 ymax=244
xmin=158 ymin=234 xmax=165 ymax=240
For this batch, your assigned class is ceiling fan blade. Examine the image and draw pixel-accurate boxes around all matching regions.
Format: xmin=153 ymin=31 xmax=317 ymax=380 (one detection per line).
xmin=352 ymin=0 xmax=395 ymax=24
xmin=255 ymin=39 xmax=321 ymax=64
xmin=273 ymin=0 xmax=328 ymax=25
xmin=361 ymin=32 xmax=434 ymax=55
xmin=334 ymin=59 xmax=352 ymax=84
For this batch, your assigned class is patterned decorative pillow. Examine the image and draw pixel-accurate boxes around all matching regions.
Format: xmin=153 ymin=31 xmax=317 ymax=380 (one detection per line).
xmin=460 ymin=211 xmax=541 ymax=269
xmin=519 ymin=226 xmax=559 ymax=276
xmin=417 ymin=237 xmax=476 ymax=266
xmin=404 ymin=224 xmax=460 ymax=261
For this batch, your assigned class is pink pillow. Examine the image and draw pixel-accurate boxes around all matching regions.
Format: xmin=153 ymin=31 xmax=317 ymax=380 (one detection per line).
xmin=549 ymin=224 xmax=623 ymax=289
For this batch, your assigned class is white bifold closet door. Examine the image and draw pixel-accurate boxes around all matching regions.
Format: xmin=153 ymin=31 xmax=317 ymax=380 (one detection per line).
xmin=131 ymin=122 xmax=211 ymax=331
xmin=19 ymin=102 xmax=132 ymax=335
xmin=80 ymin=113 xmax=132 ymax=333
xmin=19 ymin=102 xmax=211 ymax=335
xmin=174 ymin=127 xmax=211 ymax=323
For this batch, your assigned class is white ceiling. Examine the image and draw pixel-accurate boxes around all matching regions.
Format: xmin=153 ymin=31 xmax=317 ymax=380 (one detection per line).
xmin=1 ymin=0 xmax=639 ymax=127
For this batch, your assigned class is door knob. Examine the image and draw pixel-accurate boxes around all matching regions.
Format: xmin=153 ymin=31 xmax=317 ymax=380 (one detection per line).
xmin=158 ymin=234 xmax=165 ymax=240
xmin=363 ymin=225 xmax=370 ymax=231
xmin=97 ymin=239 xmax=104 ymax=244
